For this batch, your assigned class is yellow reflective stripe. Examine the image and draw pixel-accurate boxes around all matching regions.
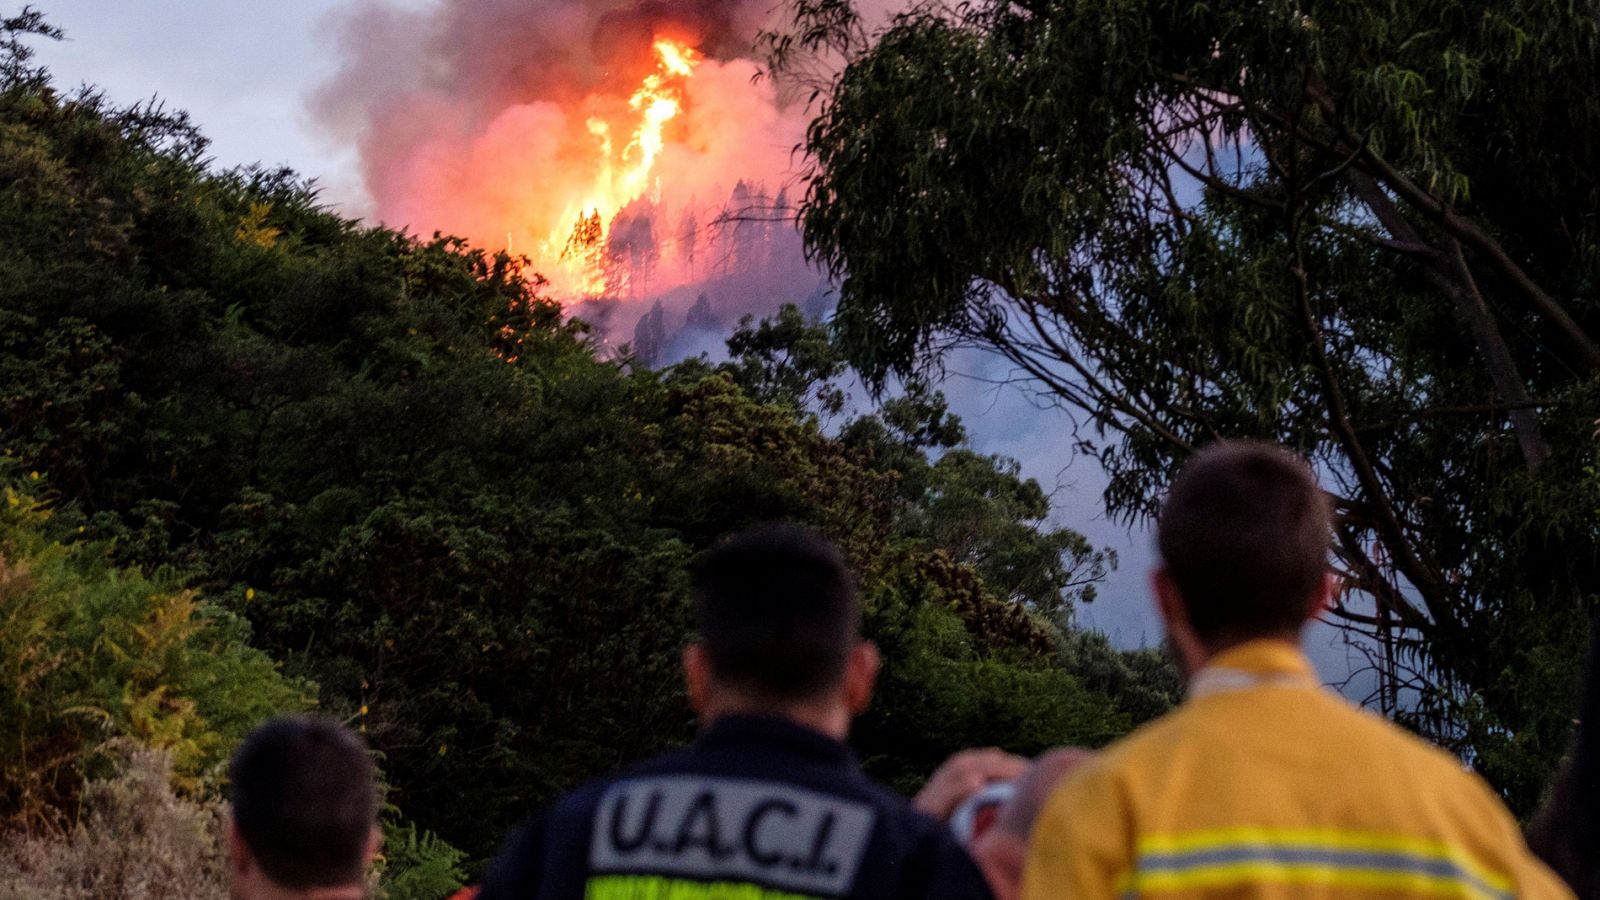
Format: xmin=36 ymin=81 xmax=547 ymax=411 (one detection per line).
xmin=584 ymin=875 xmax=823 ymax=900
xmin=1123 ymin=862 xmax=1506 ymax=900
xmin=1113 ymin=830 xmax=1515 ymax=900
xmin=1132 ymin=828 xmax=1513 ymax=895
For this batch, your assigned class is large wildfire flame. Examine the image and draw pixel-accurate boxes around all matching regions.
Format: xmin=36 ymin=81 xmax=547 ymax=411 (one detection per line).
xmin=554 ymin=39 xmax=703 ymax=296
xmin=318 ymin=0 xmax=821 ymax=312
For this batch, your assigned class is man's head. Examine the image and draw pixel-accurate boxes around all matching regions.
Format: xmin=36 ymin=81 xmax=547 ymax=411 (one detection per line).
xmin=227 ymin=717 xmax=381 ymax=899
xmin=685 ymin=524 xmax=879 ymax=736
xmin=969 ymin=749 xmax=1094 ymax=900
xmin=1154 ymin=440 xmax=1334 ymax=671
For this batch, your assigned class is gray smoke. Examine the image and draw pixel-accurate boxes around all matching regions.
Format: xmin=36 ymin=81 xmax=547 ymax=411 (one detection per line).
xmin=313 ymin=0 xmax=911 ymax=358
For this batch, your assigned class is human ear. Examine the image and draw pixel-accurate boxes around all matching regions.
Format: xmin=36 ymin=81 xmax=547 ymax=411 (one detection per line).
xmin=1311 ymin=571 xmax=1342 ymax=621
xmin=1152 ymin=568 xmax=1207 ymax=677
xmin=226 ymin=815 xmax=252 ymax=878
xmin=683 ymin=643 xmax=711 ymax=714
xmin=844 ymin=641 xmax=880 ymax=715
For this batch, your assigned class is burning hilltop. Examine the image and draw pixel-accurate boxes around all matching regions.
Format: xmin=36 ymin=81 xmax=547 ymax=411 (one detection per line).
xmin=316 ymin=0 xmax=824 ymax=343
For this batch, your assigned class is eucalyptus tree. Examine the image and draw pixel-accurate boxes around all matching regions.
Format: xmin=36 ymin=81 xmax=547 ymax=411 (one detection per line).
xmin=781 ymin=0 xmax=1600 ymax=808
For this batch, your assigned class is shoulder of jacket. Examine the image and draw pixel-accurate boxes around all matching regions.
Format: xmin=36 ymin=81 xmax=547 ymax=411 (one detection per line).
xmin=857 ymin=775 xmax=948 ymax=839
xmin=551 ymin=749 xmax=697 ymax=816
xmin=1318 ymin=697 xmax=1537 ymax=838
xmin=1034 ymin=708 xmax=1200 ymax=825
xmin=1336 ymin=698 xmax=1491 ymax=775
xmin=1090 ymin=701 xmax=1207 ymax=771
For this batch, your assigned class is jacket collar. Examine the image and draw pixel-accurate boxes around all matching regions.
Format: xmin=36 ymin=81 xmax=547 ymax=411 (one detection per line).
xmin=695 ymin=714 xmax=859 ymax=769
xmin=1206 ymin=638 xmax=1316 ymax=676
xmin=1189 ymin=638 xmax=1321 ymax=698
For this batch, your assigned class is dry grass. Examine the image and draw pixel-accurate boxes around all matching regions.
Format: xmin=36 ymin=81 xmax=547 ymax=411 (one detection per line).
xmin=0 ymin=746 xmax=228 ymax=899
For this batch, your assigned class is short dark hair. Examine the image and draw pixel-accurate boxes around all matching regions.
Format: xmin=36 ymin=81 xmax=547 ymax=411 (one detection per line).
xmin=228 ymin=716 xmax=378 ymax=890
xmin=1157 ymin=441 xmax=1332 ymax=645
xmin=692 ymin=524 xmax=860 ymax=702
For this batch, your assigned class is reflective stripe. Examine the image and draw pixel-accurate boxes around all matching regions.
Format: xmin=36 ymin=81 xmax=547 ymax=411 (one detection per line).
xmin=585 ymin=875 xmax=822 ymax=900
xmin=1187 ymin=667 xmax=1321 ymax=699
xmin=1117 ymin=830 xmax=1513 ymax=900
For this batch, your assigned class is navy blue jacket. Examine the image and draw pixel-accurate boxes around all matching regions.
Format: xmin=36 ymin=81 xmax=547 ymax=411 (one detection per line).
xmin=477 ymin=715 xmax=995 ymax=900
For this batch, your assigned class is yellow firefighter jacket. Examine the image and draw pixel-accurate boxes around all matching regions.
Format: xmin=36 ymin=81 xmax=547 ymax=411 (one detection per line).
xmin=1020 ymin=639 xmax=1571 ymax=900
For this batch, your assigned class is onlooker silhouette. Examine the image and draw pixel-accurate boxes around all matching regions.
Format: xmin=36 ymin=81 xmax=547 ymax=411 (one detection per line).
xmin=227 ymin=716 xmax=381 ymax=900
xmin=476 ymin=524 xmax=994 ymax=900
xmin=1528 ymin=622 xmax=1600 ymax=899
xmin=1020 ymin=441 xmax=1570 ymax=900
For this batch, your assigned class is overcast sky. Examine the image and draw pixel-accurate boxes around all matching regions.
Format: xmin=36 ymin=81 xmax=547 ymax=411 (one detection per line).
xmin=23 ymin=2 xmax=1372 ymax=682
xmin=29 ymin=1 xmax=386 ymax=210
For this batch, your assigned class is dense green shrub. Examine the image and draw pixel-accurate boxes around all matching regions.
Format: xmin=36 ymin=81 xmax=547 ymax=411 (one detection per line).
xmin=378 ymin=819 xmax=470 ymax=900
xmin=0 ymin=478 xmax=310 ymax=831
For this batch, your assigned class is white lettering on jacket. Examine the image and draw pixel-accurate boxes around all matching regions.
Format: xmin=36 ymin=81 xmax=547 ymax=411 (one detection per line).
xmin=589 ymin=776 xmax=878 ymax=896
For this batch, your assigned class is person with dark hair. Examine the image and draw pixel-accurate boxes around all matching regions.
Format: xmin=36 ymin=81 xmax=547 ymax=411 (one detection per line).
xmin=227 ymin=716 xmax=381 ymax=900
xmin=477 ymin=523 xmax=993 ymax=900
xmin=1527 ymin=623 xmax=1600 ymax=898
xmin=1020 ymin=441 xmax=1569 ymax=900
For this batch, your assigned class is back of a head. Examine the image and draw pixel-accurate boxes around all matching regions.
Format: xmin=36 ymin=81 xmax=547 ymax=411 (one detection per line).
xmin=229 ymin=716 xmax=378 ymax=891
xmin=1157 ymin=441 xmax=1332 ymax=646
xmin=1527 ymin=623 xmax=1600 ymax=898
xmin=692 ymin=524 xmax=859 ymax=703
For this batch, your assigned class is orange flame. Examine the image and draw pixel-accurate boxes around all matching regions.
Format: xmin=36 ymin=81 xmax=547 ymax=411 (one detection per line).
xmin=354 ymin=26 xmax=811 ymax=310
xmin=551 ymin=39 xmax=702 ymax=295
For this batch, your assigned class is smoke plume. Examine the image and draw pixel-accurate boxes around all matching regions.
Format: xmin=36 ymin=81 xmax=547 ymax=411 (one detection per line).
xmin=316 ymin=0 xmax=843 ymax=353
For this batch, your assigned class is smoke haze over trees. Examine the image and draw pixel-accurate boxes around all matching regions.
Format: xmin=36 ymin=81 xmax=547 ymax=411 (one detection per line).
xmin=783 ymin=0 xmax=1600 ymax=814
xmin=0 ymin=9 xmax=1176 ymax=886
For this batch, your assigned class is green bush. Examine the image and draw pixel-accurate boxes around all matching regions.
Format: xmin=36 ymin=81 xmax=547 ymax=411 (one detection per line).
xmin=0 ymin=477 xmax=311 ymax=830
xmin=854 ymin=547 xmax=1133 ymax=793
xmin=378 ymin=819 xmax=470 ymax=900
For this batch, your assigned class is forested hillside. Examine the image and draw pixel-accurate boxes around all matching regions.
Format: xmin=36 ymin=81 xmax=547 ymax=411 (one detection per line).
xmin=0 ymin=12 xmax=1174 ymax=890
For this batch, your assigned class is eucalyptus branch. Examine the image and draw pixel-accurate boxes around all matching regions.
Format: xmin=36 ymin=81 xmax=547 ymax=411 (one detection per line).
xmin=1353 ymin=398 xmax=1563 ymax=435
xmin=987 ymin=293 xmax=1197 ymax=454
xmin=1347 ymin=169 xmax=1550 ymax=471
xmin=1302 ymin=81 xmax=1600 ymax=372
xmin=1272 ymin=118 xmax=1453 ymax=623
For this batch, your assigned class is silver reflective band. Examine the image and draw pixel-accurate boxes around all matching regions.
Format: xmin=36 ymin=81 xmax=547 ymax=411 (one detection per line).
xmin=1188 ymin=667 xmax=1323 ymax=699
xmin=590 ymin=775 xmax=878 ymax=897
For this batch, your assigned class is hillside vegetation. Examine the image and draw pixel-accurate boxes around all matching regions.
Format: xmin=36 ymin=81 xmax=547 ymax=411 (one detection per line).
xmin=0 ymin=11 xmax=1174 ymax=888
